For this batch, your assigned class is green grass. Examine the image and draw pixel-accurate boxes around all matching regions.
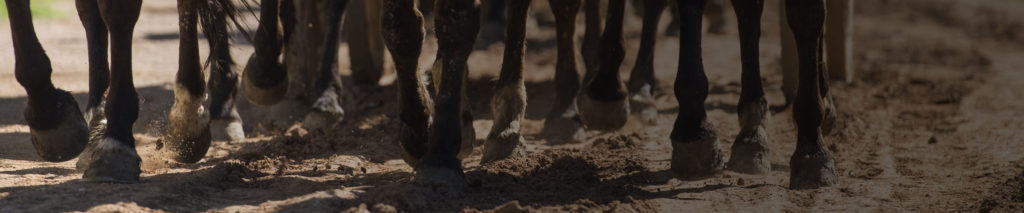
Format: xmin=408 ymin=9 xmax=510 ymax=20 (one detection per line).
xmin=0 ymin=0 xmax=68 ymax=20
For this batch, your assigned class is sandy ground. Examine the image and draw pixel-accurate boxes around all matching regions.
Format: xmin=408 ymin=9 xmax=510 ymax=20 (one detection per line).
xmin=2 ymin=0 xmax=1024 ymax=212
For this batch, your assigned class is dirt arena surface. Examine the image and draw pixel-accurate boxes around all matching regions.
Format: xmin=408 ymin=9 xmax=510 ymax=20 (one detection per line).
xmin=2 ymin=0 xmax=1024 ymax=212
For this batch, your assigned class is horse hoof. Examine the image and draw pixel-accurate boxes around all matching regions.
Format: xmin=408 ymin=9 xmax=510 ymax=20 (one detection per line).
xmin=630 ymin=84 xmax=658 ymax=125
xmin=540 ymin=110 xmax=586 ymax=144
xmin=210 ymin=107 xmax=245 ymax=141
xmin=241 ymin=55 xmax=287 ymax=106
xmin=303 ymin=87 xmax=345 ymax=131
xmin=163 ymin=89 xmax=212 ymax=164
xmin=212 ymin=118 xmax=245 ymax=141
xmin=671 ymin=122 xmax=725 ymax=180
xmin=789 ymin=150 xmax=838 ymax=190
xmin=482 ymin=84 xmax=526 ymax=163
xmin=727 ymin=100 xmax=772 ymax=174
xmin=79 ymin=137 xmax=141 ymax=183
xmin=29 ymin=90 xmax=89 ymax=162
xmin=726 ymin=127 xmax=771 ymax=174
xmin=481 ymin=132 xmax=524 ymax=164
xmin=578 ymin=94 xmax=629 ymax=131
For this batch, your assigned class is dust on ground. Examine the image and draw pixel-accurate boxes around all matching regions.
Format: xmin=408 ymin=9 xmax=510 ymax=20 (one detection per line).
xmin=2 ymin=0 xmax=1024 ymax=212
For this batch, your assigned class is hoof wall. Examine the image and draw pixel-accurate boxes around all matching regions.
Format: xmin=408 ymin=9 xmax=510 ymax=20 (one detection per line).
xmin=212 ymin=118 xmax=246 ymax=141
xmin=789 ymin=152 xmax=838 ymax=190
xmin=303 ymin=87 xmax=345 ymax=130
xmin=79 ymin=138 xmax=141 ymax=183
xmin=671 ymin=130 xmax=725 ymax=180
xmin=481 ymin=132 xmax=524 ymax=164
xmin=164 ymin=103 xmax=212 ymax=163
xmin=727 ymin=127 xmax=771 ymax=174
xmin=241 ymin=54 xmax=287 ymax=106
xmin=578 ymin=95 xmax=629 ymax=131
xmin=29 ymin=90 xmax=89 ymax=162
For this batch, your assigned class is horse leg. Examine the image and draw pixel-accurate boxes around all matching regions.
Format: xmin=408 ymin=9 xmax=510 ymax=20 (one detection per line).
xmin=670 ymin=0 xmax=725 ymax=180
xmin=346 ymin=0 xmax=386 ymax=88
xmin=382 ymin=0 xmax=432 ymax=167
xmin=539 ymin=0 xmax=584 ymax=142
xmin=627 ymin=0 xmax=667 ymax=125
xmin=427 ymin=14 xmax=476 ymax=160
xmin=725 ymin=0 xmax=772 ymax=174
xmin=79 ymin=0 xmax=144 ymax=182
xmin=481 ymin=0 xmax=531 ymax=164
xmin=786 ymin=0 xmax=838 ymax=190
xmin=76 ymin=0 xmax=110 ymax=128
xmin=202 ymin=0 xmax=245 ymax=141
xmin=242 ymin=0 xmax=287 ymax=106
xmin=160 ymin=0 xmax=213 ymax=164
xmin=577 ymin=0 xmax=629 ymax=131
xmin=414 ymin=0 xmax=480 ymax=194
xmin=282 ymin=0 xmax=347 ymax=130
xmin=5 ymin=0 xmax=89 ymax=162
xmin=580 ymin=0 xmax=601 ymax=87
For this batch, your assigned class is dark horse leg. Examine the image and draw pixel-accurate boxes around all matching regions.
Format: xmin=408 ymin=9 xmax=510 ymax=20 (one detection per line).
xmin=382 ymin=0 xmax=432 ymax=167
xmin=285 ymin=0 xmax=348 ymax=130
xmin=725 ymin=0 xmax=772 ymax=174
xmin=581 ymin=0 xmax=601 ymax=77
xmin=627 ymin=0 xmax=667 ymax=124
xmin=481 ymin=0 xmax=531 ymax=164
xmin=346 ymin=0 xmax=386 ymax=88
xmin=242 ymin=0 xmax=287 ymax=106
xmin=786 ymin=0 xmax=838 ymax=189
xmin=414 ymin=0 xmax=480 ymax=194
xmin=77 ymin=0 xmax=109 ymax=128
xmin=671 ymin=0 xmax=725 ymax=180
xmin=539 ymin=0 xmax=584 ymax=142
xmin=77 ymin=0 xmax=144 ymax=182
xmin=5 ymin=0 xmax=89 ymax=162
xmin=577 ymin=0 xmax=629 ymax=131
xmin=163 ymin=0 xmax=212 ymax=164
xmin=202 ymin=0 xmax=245 ymax=141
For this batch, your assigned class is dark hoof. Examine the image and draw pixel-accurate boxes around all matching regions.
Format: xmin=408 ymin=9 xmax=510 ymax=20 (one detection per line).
xmin=482 ymin=84 xmax=526 ymax=163
xmin=789 ymin=151 xmax=838 ymax=190
xmin=540 ymin=110 xmax=586 ymax=143
xmin=481 ymin=132 xmax=525 ymax=164
xmin=29 ymin=90 xmax=89 ymax=162
xmin=163 ymin=90 xmax=212 ymax=164
xmin=241 ymin=55 xmax=287 ymax=106
xmin=821 ymin=95 xmax=838 ymax=135
xmin=413 ymin=163 xmax=465 ymax=196
xmin=726 ymin=127 xmax=771 ymax=174
xmin=79 ymin=137 xmax=141 ymax=183
xmin=727 ymin=99 xmax=772 ymax=174
xmin=630 ymin=84 xmax=658 ymax=125
xmin=578 ymin=94 xmax=629 ymax=131
xmin=671 ymin=123 xmax=725 ymax=180
xmin=303 ymin=87 xmax=345 ymax=130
